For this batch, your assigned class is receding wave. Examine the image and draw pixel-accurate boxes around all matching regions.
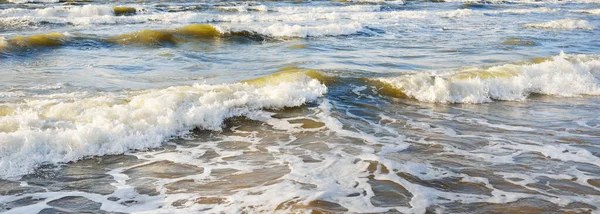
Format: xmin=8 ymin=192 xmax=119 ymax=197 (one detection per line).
xmin=0 ymin=69 xmax=328 ymax=178
xmin=373 ymin=52 xmax=600 ymax=103
xmin=524 ymin=19 xmax=595 ymax=30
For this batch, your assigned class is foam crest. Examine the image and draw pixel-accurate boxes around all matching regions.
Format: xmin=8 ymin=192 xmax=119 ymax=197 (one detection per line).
xmin=375 ymin=53 xmax=600 ymax=103
xmin=525 ymin=19 xmax=595 ymax=30
xmin=0 ymin=71 xmax=327 ymax=178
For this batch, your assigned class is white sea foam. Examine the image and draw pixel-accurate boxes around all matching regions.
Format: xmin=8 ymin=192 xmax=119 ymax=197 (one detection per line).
xmin=525 ymin=19 xmax=595 ymax=30
xmin=0 ymin=74 xmax=327 ymax=178
xmin=376 ymin=52 xmax=600 ymax=103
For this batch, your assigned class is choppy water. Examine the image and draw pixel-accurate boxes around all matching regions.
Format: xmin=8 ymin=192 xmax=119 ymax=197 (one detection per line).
xmin=1 ymin=0 xmax=600 ymax=213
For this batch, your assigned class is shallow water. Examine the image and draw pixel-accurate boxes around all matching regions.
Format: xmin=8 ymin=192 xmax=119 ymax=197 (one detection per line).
xmin=1 ymin=0 xmax=600 ymax=213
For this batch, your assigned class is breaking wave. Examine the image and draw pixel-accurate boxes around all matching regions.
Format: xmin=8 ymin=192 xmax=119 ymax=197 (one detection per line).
xmin=0 ymin=69 xmax=328 ymax=178
xmin=374 ymin=52 xmax=600 ymax=103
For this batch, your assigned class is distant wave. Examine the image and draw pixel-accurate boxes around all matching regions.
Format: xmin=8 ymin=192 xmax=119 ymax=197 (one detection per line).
xmin=0 ymin=5 xmax=475 ymax=29
xmin=0 ymin=23 xmax=367 ymax=53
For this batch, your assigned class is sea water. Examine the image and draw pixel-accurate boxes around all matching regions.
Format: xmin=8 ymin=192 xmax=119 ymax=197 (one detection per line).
xmin=1 ymin=0 xmax=600 ymax=213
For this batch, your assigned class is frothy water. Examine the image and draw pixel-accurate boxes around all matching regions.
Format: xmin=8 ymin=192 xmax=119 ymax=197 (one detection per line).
xmin=1 ymin=0 xmax=600 ymax=213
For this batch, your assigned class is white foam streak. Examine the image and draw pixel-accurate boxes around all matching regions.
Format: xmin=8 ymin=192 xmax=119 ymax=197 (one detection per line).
xmin=0 ymin=76 xmax=327 ymax=178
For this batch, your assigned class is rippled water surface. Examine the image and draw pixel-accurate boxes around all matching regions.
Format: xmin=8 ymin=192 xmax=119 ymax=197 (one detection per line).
xmin=1 ymin=0 xmax=600 ymax=213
